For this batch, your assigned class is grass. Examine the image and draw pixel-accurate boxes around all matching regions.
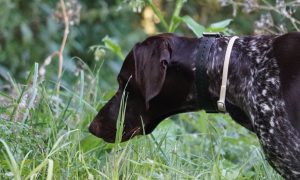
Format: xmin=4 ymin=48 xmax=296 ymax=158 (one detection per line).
xmin=0 ymin=62 xmax=283 ymax=180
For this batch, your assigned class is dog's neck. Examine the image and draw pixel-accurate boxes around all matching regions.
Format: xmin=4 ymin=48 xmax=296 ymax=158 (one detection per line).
xmin=204 ymin=36 xmax=300 ymax=177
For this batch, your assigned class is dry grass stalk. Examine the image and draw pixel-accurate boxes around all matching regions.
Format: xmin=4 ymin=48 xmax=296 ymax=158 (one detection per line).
xmin=39 ymin=0 xmax=70 ymax=95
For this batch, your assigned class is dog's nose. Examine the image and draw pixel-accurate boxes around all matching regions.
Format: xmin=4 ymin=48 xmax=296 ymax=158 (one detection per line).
xmin=88 ymin=120 xmax=101 ymax=137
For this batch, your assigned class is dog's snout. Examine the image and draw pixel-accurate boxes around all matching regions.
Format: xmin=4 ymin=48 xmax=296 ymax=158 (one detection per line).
xmin=88 ymin=120 xmax=101 ymax=137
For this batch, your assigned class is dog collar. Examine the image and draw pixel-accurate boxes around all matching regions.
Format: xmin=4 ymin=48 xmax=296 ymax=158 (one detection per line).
xmin=217 ymin=36 xmax=239 ymax=112
xmin=196 ymin=33 xmax=239 ymax=113
xmin=196 ymin=33 xmax=221 ymax=113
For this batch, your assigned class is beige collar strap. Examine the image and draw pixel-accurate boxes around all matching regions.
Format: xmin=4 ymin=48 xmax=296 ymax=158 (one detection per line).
xmin=217 ymin=36 xmax=239 ymax=112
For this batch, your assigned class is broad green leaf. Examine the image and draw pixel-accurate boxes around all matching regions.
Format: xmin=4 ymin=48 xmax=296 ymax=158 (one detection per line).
xmin=102 ymin=36 xmax=124 ymax=60
xmin=205 ymin=27 xmax=227 ymax=32
xmin=181 ymin=15 xmax=205 ymax=37
xmin=206 ymin=19 xmax=232 ymax=33
xmin=209 ymin=19 xmax=232 ymax=29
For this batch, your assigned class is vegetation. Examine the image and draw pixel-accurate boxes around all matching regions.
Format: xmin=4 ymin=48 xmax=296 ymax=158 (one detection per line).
xmin=1 ymin=0 xmax=299 ymax=179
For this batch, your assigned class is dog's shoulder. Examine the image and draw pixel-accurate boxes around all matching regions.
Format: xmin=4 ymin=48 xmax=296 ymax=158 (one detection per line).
xmin=273 ymin=32 xmax=300 ymax=66
xmin=273 ymin=32 xmax=300 ymax=81
xmin=272 ymin=32 xmax=300 ymax=95
xmin=273 ymin=32 xmax=300 ymax=132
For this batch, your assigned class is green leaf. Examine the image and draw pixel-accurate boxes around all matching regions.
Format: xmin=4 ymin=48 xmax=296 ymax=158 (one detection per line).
xmin=102 ymin=36 xmax=124 ymax=60
xmin=209 ymin=19 xmax=232 ymax=29
xmin=205 ymin=27 xmax=227 ymax=32
xmin=206 ymin=19 xmax=232 ymax=33
xmin=181 ymin=15 xmax=205 ymax=37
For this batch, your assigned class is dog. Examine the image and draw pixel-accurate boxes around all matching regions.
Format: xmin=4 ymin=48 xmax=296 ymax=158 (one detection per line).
xmin=89 ymin=32 xmax=300 ymax=179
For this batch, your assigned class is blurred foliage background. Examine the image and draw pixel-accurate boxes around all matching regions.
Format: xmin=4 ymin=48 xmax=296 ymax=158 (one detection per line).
xmin=1 ymin=0 xmax=299 ymax=90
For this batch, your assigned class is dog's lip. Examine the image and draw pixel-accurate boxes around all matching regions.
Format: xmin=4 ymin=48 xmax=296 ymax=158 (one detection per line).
xmin=94 ymin=126 xmax=142 ymax=143
xmin=123 ymin=126 xmax=142 ymax=140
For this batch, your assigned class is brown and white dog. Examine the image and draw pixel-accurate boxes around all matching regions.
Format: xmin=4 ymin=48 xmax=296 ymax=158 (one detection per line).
xmin=89 ymin=32 xmax=300 ymax=179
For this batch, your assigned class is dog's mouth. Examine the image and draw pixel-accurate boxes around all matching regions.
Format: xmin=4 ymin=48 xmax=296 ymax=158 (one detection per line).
xmin=98 ymin=126 xmax=142 ymax=143
xmin=122 ymin=126 xmax=142 ymax=141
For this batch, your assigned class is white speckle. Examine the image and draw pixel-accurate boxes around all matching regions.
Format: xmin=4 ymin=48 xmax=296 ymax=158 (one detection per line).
xmin=192 ymin=67 xmax=196 ymax=71
xmin=263 ymin=44 xmax=268 ymax=48
xmin=269 ymin=129 xmax=274 ymax=134
xmin=291 ymin=170 xmax=300 ymax=175
xmin=218 ymin=47 xmax=223 ymax=52
xmin=256 ymin=58 xmax=261 ymax=63
xmin=267 ymin=78 xmax=276 ymax=84
xmin=270 ymin=120 xmax=275 ymax=127
xmin=250 ymin=113 xmax=254 ymax=120
xmin=250 ymin=46 xmax=258 ymax=51
xmin=262 ymin=104 xmax=271 ymax=111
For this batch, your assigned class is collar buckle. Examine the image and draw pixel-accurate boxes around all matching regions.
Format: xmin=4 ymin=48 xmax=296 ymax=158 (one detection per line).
xmin=217 ymin=101 xmax=226 ymax=112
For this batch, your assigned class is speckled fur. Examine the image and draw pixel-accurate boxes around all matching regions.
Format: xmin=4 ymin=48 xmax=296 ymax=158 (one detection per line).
xmin=207 ymin=36 xmax=300 ymax=179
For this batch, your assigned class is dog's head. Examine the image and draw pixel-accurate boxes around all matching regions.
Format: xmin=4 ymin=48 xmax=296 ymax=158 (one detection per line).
xmin=89 ymin=33 xmax=199 ymax=142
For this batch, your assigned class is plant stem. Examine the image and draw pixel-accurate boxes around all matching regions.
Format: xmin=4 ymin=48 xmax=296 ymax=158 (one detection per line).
xmin=57 ymin=0 xmax=70 ymax=95
xmin=145 ymin=0 xmax=169 ymax=30
xmin=168 ymin=0 xmax=185 ymax=32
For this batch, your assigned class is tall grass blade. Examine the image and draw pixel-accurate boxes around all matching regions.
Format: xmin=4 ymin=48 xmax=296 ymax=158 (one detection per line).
xmin=115 ymin=76 xmax=132 ymax=143
xmin=150 ymin=134 xmax=170 ymax=165
xmin=25 ymin=159 xmax=49 ymax=180
xmin=46 ymin=159 xmax=54 ymax=180
xmin=48 ymin=130 xmax=78 ymax=157
xmin=9 ymin=65 xmax=35 ymax=121
xmin=20 ymin=150 xmax=32 ymax=176
xmin=0 ymin=139 xmax=21 ymax=180
xmin=79 ymin=70 xmax=84 ymax=113
xmin=22 ymin=63 xmax=39 ymax=122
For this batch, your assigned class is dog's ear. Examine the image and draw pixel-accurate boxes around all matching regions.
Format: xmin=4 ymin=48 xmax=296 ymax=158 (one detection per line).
xmin=133 ymin=40 xmax=171 ymax=109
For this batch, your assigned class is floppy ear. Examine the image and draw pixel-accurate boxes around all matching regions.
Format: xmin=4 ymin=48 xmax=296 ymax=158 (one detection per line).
xmin=133 ymin=40 xmax=171 ymax=109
